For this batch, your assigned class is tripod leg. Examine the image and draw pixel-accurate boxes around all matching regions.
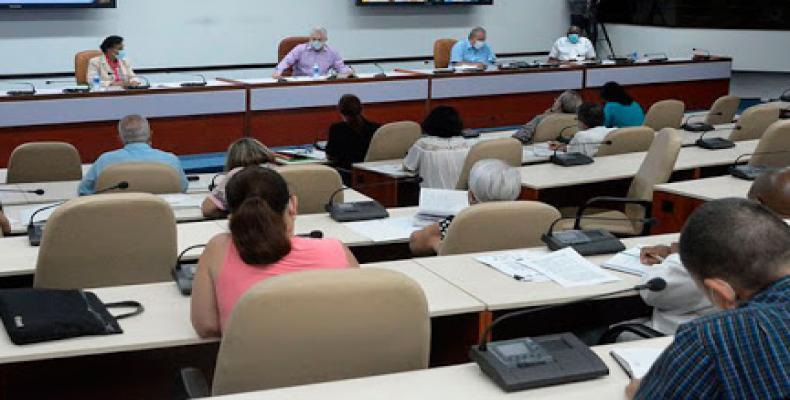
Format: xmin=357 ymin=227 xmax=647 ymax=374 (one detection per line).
xmin=599 ymin=22 xmax=615 ymax=57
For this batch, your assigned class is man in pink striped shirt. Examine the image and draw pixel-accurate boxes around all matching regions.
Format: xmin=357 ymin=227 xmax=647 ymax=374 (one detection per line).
xmin=273 ymin=26 xmax=353 ymax=79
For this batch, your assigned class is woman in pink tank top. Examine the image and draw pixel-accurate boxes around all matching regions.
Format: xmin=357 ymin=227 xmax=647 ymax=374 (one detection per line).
xmin=191 ymin=167 xmax=358 ymax=338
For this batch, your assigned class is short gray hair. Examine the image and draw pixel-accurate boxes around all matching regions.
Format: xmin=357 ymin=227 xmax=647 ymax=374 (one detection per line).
xmin=557 ymin=90 xmax=582 ymax=114
xmin=469 ymin=26 xmax=487 ymax=39
xmin=469 ymin=159 xmax=521 ymax=203
xmin=310 ymin=26 xmax=328 ymax=40
xmin=118 ymin=114 xmax=151 ymax=144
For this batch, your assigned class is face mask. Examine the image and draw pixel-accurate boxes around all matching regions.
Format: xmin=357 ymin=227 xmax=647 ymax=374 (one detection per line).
xmin=116 ymin=50 xmax=127 ymax=60
xmin=473 ymin=40 xmax=485 ymax=50
xmin=568 ymin=34 xmax=580 ymax=44
xmin=310 ymin=40 xmax=324 ymax=51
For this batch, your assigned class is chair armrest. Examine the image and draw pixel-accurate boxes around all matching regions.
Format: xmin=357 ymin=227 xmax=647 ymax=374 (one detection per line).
xmin=574 ymin=196 xmax=653 ymax=236
xmin=176 ymin=367 xmax=211 ymax=399
xmin=598 ymin=323 xmax=665 ymax=345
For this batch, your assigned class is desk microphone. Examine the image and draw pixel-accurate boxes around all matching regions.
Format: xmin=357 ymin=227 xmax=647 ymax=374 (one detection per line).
xmin=681 ymin=112 xmax=722 ymax=132
xmin=550 ymin=140 xmax=612 ymax=167
xmin=26 ymin=181 xmax=129 ymax=246
xmin=324 ymin=175 xmax=423 ymax=222
xmin=470 ymin=278 xmax=666 ymax=392
xmin=643 ymin=52 xmax=669 ymax=63
xmin=692 ymin=48 xmax=712 ymax=60
xmin=180 ymin=74 xmax=208 ymax=87
xmin=373 ymin=63 xmax=387 ymax=79
xmin=696 ymin=127 xmax=735 ymax=150
xmin=0 ymin=188 xmax=45 ymax=196
xmin=6 ymin=82 xmax=36 ymax=96
xmin=125 ymin=76 xmax=151 ymax=90
xmin=729 ymin=150 xmax=790 ymax=180
xmin=541 ymin=215 xmax=658 ymax=256
xmin=555 ymin=125 xmax=578 ymax=144
xmin=207 ymin=173 xmax=225 ymax=192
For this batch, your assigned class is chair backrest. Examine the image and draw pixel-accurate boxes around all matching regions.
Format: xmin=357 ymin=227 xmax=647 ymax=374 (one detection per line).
xmin=96 ymin=163 xmax=183 ymax=194
xmin=455 ymin=138 xmax=522 ymax=190
xmin=705 ymin=95 xmax=740 ymax=125
xmin=6 ymin=142 xmax=83 ymax=184
xmin=365 ymin=121 xmax=423 ymax=162
xmin=729 ymin=104 xmax=782 ymax=142
xmin=277 ymin=165 xmax=343 ymax=214
xmin=625 ymin=129 xmax=683 ymax=230
xmin=643 ymin=99 xmax=685 ymax=131
xmin=433 ymin=39 xmax=458 ymax=69
xmin=595 ymin=127 xmax=655 ymax=157
xmin=439 ymin=201 xmax=560 ymax=256
xmin=34 ymin=193 xmax=177 ymax=289
xmin=277 ymin=36 xmax=310 ymax=76
xmin=533 ymin=113 xmax=578 ymax=143
xmin=75 ymin=50 xmax=103 ymax=85
xmin=750 ymin=120 xmax=790 ymax=168
xmin=212 ymin=268 xmax=430 ymax=395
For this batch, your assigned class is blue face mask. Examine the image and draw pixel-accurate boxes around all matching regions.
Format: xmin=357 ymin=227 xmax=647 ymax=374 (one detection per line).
xmin=310 ymin=40 xmax=324 ymax=51
xmin=568 ymin=34 xmax=580 ymax=44
xmin=116 ymin=50 xmax=127 ymax=60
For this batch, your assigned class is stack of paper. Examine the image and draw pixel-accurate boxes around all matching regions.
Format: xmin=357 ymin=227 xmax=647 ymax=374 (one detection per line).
xmin=523 ymin=248 xmax=621 ymax=288
xmin=363 ymin=163 xmax=413 ymax=178
xmin=610 ymin=348 xmax=665 ymax=379
xmin=415 ymin=189 xmax=469 ymax=225
xmin=343 ymin=217 xmax=421 ymax=243
xmin=602 ymin=247 xmax=650 ymax=276
xmin=475 ymin=251 xmax=550 ymax=282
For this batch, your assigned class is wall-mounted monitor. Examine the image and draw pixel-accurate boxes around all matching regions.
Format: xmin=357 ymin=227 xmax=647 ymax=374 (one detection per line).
xmin=357 ymin=0 xmax=493 ymax=6
xmin=0 ymin=0 xmax=116 ymax=9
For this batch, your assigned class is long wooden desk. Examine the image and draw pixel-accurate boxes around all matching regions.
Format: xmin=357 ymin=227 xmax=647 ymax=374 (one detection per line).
xmin=218 ymin=337 xmax=674 ymax=400
xmin=651 ymin=176 xmax=753 ymax=234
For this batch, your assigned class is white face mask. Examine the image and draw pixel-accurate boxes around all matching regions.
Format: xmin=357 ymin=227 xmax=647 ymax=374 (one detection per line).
xmin=473 ymin=40 xmax=485 ymax=50
xmin=310 ymin=40 xmax=324 ymax=51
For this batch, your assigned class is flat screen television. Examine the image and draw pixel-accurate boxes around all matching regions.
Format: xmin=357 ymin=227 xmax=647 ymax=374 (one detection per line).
xmin=357 ymin=0 xmax=493 ymax=6
xmin=0 ymin=0 xmax=116 ymax=9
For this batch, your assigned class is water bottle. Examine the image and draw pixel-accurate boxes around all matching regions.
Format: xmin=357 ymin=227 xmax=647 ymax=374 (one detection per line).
xmin=312 ymin=63 xmax=320 ymax=79
xmin=90 ymin=75 xmax=101 ymax=91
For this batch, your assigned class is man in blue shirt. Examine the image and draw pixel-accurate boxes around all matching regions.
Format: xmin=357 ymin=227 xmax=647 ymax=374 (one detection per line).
xmin=78 ymin=114 xmax=188 ymax=195
xmin=628 ymin=198 xmax=790 ymax=400
xmin=450 ymin=27 xmax=496 ymax=67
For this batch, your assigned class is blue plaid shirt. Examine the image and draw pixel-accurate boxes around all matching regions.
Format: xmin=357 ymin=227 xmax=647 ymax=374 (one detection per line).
xmin=636 ymin=276 xmax=790 ymax=399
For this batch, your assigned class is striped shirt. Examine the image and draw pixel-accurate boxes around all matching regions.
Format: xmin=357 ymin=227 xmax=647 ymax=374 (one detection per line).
xmin=636 ymin=276 xmax=790 ymax=399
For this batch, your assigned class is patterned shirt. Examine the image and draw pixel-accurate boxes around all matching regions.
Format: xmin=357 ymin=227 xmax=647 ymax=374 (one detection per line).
xmin=636 ymin=276 xmax=790 ymax=399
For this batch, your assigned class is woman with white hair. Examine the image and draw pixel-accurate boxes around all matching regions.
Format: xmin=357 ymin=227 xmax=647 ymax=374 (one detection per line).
xmin=409 ymin=159 xmax=521 ymax=256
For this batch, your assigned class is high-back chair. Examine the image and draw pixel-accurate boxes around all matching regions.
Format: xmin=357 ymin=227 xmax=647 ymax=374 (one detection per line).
xmin=433 ymin=39 xmax=458 ymax=69
xmin=729 ymin=104 xmax=782 ymax=142
xmin=278 ymin=165 xmax=343 ymax=214
xmin=96 ymin=163 xmax=183 ymax=194
xmin=75 ymin=50 xmax=103 ymax=85
xmin=643 ymin=100 xmax=685 ymax=131
xmin=750 ymin=120 xmax=790 ymax=168
xmin=595 ymin=127 xmax=655 ymax=157
xmin=439 ymin=201 xmax=561 ymax=256
xmin=277 ymin=36 xmax=310 ymax=76
xmin=566 ymin=129 xmax=683 ymax=236
xmin=34 ymin=193 xmax=177 ymax=289
xmin=705 ymin=95 xmax=740 ymax=125
xmin=455 ymin=138 xmax=522 ymax=190
xmin=210 ymin=269 xmax=430 ymax=395
xmin=532 ymin=113 xmax=578 ymax=143
xmin=6 ymin=142 xmax=83 ymax=184
xmin=365 ymin=121 xmax=423 ymax=162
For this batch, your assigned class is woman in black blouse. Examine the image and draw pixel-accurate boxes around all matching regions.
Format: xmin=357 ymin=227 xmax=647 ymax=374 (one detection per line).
xmin=325 ymin=94 xmax=381 ymax=176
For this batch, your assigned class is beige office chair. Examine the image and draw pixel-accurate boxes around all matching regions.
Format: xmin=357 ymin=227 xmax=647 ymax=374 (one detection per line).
xmin=728 ymin=104 xmax=781 ymax=142
xmin=6 ymin=142 xmax=83 ymax=184
xmin=643 ymin=100 xmax=685 ymax=131
xmin=96 ymin=162 xmax=183 ymax=194
xmin=595 ymin=127 xmax=655 ymax=157
xmin=561 ymin=129 xmax=683 ymax=236
xmin=438 ymin=201 xmax=560 ymax=256
xmin=433 ymin=39 xmax=458 ymax=69
xmin=277 ymin=36 xmax=310 ymax=76
xmin=34 ymin=193 xmax=177 ymax=289
xmin=75 ymin=50 xmax=103 ymax=85
xmin=705 ymin=95 xmax=740 ymax=125
xmin=211 ymin=269 xmax=430 ymax=395
xmin=532 ymin=113 xmax=578 ymax=143
xmin=750 ymin=120 xmax=790 ymax=168
xmin=456 ymin=138 xmax=522 ymax=190
xmin=277 ymin=165 xmax=343 ymax=214
xmin=365 ymin=121 xmax=423 ymax=162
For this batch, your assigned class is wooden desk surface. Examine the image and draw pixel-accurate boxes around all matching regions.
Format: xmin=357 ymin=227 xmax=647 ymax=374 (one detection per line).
xmin=654 ymin=176 xmax=752 ymax=201
xmin=414 ymin=234 xmax=679 ymax=311
xmin=217 ymin=337 xmax=674 ymax=400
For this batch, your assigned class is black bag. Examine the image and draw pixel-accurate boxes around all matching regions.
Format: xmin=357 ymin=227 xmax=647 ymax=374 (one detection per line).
xmin=0 ymin=288 xmax=144 ymax=345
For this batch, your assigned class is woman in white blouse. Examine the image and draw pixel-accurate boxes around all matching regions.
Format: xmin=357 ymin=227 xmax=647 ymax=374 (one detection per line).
xmin=403 ymin=106 xmax=470 ymax=189
xmin=86 ymin=35 xmax=140 ymax=88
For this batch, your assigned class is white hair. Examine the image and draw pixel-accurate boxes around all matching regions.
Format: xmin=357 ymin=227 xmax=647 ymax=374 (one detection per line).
xmin=468 ymin=159 xmax=521 ymax=202
xmin=310 ymin=26 xmax=328 ymax=40
xmin=469 ymin=26 xmax=487 ymax=39
xmin=118 ymin=114 xmax=151 ymax=144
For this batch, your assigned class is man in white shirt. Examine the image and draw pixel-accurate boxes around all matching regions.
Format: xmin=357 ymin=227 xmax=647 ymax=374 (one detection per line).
xmin=549 ymin=26 xmax=597 ymax=62
xmin=550 ymin=103 xmax=614 ymax=157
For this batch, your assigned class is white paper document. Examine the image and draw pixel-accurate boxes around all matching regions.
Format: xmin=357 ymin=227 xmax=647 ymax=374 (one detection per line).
xmin=532 ymin=143 xmax=554 ymax=157
xmin=161 ymin=195 xmax=204 ymax=209
xmin=343 ymin=217 xmax=421 ymax=242
xmin=602 ymin=247 xmax=650 ymax=276
xmin=524 ymin=248 xmax=621 ymax=288
xmin=363 ymin=163 xmax=414 ymax=178
xmin=475 ymin=251 xmax=550 ymax=283
xmin=418 ymin=189 xmax=469 ymax=218
xmin=610 ymin=348 xmax=665 ymax=379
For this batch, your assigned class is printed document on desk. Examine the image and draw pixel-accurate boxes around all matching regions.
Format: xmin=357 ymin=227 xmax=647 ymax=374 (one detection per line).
xmin=602 ymin=247 xmax=650 ymax=277
xmin=343 ymin=217 xmax=421 ymax=242
xmin=610 ymin=348 xmax=665 ymax=379
xmin=475 ymin=251 xmax=550 ymax=282
xmin=524 ymin=248 xmax=621 ymax=288
xmin=416 ymin=189 xmax=469 ymax=225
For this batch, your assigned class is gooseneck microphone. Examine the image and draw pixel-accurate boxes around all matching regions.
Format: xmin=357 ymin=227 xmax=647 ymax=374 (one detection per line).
xmin=0 ymin=188 xmax=45 ymax=196
xmin=541 ymin=215 xmax=658 ymax=256
xmin=373 ymin=63 xmax=387 ymax=79
xmin=180 ymin=74 xmax=208 ymax=87
xmin=729 ymin=150 xmax=790 ymax=180
xmin=550 ymin=140 xmax=613 ymax=167
xmin=696 ymin=126 xmax=736 ymax=150
xmin=6 ymin=82 xmax=36 ymax=96
xmin=555 ymin=125 xmax=578 ymax=144
xmin=324 ymin=174 xmax=423 ymax=222
xmin=208 ymin=173 xmax=224 ymax=192
xmin=681 ymin=112 xmax=722 ymax=132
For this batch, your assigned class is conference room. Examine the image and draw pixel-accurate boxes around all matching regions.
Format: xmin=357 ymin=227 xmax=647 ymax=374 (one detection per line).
xmin=0 ymin=0 xmax=788 ymax=399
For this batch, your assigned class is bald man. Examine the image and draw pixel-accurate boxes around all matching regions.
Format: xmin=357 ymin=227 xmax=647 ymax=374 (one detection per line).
xmin=748 ymin=167 xmax=790 ymax=217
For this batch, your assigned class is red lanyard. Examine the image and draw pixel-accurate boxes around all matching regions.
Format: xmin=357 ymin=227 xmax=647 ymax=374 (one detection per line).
xmin=107 ymin=56 xmax=122 ymax=82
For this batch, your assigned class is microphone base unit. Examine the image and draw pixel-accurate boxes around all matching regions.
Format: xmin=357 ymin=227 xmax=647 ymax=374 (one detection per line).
xmin=729 ymin=165 xmax=773 ymax=181
xmin=6 ymin=90 xmax=36 ymax=96
xmin=681 ymin=122 xmax=714 ymax=132
xmin=462 ymin=130 xmax=481 ymax=139
xmin=27 ymin=223 xmax=45 ymax=247
xmin=62 ymin=87 xmax=91 ymax=94
xmin=647 ymin=57 xmax=668 ymax=63
xmin=542 ymin=229 xmax=626 ymax=256
xmin=550 ymin=153 xmax=594 ymax=167
xmin=180 ymin=82 xmax=208 ymax=87
xmin=172 ymin=264 xmax=197 ymax=296
xmin=696 ymin=138 xmax=735 ymax=150
xmin=329 ymin=201 xmax=390 ymax=222
xmin=125 ymin=84 xmax=151 ymax=90
xmin=470 ymin=333 xmax=609 ymax=393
